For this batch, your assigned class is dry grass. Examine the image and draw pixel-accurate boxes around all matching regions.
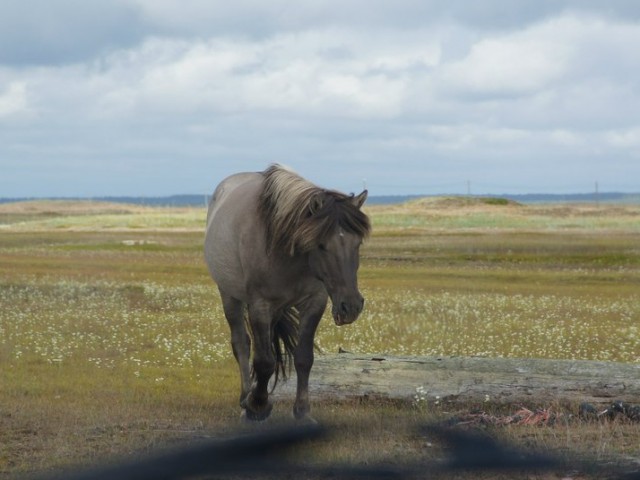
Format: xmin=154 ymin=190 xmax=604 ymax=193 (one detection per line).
xmin=0 ymin=198 xmax=639 ymax=479
xmin=368 ymin=196 xmax=640 ymax=233
xmin=0 ymin=200 xmax=156 ymax=215
xmin=0 ymin=200 xmax=204 ymax=231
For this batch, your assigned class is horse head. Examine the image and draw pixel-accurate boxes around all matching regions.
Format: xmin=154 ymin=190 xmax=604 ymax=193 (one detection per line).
xmin=308 ymin=190 xmax=368 ymax=325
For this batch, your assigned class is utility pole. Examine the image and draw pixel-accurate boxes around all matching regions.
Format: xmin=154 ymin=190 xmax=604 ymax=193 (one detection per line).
xmin=595 ymin=181 xmax=599 ymax=207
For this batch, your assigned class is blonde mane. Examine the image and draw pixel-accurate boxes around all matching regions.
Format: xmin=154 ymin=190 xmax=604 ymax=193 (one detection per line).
xmin=259 ymin=164 xmax=370 ymax=256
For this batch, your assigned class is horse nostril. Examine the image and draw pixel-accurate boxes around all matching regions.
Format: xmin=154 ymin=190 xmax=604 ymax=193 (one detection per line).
xmin=339 ymin=298 xmax=364 ymax=317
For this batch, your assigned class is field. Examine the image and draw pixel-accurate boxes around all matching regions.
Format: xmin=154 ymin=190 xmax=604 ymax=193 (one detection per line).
xmin=1 ymin=198 xmax=639 ymax=478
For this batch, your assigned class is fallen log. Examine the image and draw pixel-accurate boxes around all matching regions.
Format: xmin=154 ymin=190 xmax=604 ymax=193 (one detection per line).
xmin=275 ymin=353 xmax=640 ymax=406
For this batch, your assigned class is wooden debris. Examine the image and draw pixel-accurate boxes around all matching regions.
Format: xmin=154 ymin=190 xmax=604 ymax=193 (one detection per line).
xmin=274 ymin=353 xmax=640 ymax=407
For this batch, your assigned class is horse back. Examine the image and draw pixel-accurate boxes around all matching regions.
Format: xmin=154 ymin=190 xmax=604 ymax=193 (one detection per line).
xmin=207 ymin=172 xmax=259 ymax=222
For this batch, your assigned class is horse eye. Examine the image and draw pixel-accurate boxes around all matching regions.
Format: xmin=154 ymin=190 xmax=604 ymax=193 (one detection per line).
xmin=318 ymin=243 xmax=327 ymax=251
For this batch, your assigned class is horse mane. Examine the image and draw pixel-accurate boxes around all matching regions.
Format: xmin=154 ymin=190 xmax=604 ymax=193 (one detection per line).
xmin=258 ymin=164 xmax=370 ymax=256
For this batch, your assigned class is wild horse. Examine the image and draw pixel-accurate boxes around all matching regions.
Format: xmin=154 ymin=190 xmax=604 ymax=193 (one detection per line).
xmin=204 ymin=164 xmax=370 ymax=422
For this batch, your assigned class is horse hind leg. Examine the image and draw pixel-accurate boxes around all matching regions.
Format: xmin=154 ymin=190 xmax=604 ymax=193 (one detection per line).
xmin=219 ymin=291 xmax=251 ymax=410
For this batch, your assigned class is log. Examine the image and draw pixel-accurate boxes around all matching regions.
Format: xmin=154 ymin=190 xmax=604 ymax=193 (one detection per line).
xmin=275 ymin=353 xmax=640 ymax=406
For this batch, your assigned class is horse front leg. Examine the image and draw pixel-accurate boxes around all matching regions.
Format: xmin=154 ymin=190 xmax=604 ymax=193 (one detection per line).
xmin=293 ymin=295 xmax=327 ymax=423
xmin=245 ymin=300 xmax=275 ymax=421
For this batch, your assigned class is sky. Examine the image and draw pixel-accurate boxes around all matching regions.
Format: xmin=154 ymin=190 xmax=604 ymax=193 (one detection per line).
xmin=1 ymin=1 xmax=640 ymax=198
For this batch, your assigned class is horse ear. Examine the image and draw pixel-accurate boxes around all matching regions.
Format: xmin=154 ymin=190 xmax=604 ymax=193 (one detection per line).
xmin=352 ymin=190 xmax=368 ymax=209
xmin=309 ymin=193 xmax=324 ymax=215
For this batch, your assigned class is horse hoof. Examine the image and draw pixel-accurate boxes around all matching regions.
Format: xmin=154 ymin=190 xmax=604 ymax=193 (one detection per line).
xmin=294 ymin=414 xmax=318 ymax=426
xmin=240 ymin=409 xmax=269 ymax=423
xmin=242 ymin=403 xmax=273 ymax=422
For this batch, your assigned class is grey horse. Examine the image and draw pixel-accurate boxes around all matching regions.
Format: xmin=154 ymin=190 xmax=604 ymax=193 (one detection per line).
xmin=204 ymin=164 xmax=370 ymax=422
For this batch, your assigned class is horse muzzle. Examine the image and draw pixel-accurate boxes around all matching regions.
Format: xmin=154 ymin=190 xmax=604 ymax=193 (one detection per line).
xmin=332 ymin=294 xmax=364 ymax=326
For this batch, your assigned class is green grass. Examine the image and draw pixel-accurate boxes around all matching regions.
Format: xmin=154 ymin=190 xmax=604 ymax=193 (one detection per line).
xmin=1 ymin=199 xmax=639 ymax=477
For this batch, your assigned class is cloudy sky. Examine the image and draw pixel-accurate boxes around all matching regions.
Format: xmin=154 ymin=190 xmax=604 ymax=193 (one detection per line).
xmin=1 ymin=1 xmax=639 ymax=197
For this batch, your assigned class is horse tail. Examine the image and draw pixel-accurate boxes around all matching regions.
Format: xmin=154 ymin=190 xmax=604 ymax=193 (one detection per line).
xmin=270 ymin=307 xmax=300 ymax=390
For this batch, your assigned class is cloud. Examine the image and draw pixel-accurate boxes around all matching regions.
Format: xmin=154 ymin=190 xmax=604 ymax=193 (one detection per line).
xmin=438 ymin=27 xmax=571 ymax=99
xmin=130 ymin=0 xmax=640 ymax=35
xmin=1 ymin=2 xmax=640 ymax=196
xmin=51 ymin=11 xmax=633 ymax=136
xmin=0 ymin=82 xmax=28 ymax=118
xmin=0 ymin=0 xmax=144 ymax=65
xmin=606 ymin=127 xmax=640 ymax=149
xmin=79 ymin=28 xmax=441 ymax=121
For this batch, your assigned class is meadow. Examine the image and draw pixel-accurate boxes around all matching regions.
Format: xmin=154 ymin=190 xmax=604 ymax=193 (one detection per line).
xmin=0 ymin=198 xmax=639 ymax=478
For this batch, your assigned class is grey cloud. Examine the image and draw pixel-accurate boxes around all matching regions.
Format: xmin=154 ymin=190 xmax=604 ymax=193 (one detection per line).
xmin=132 ymin=0 xmax=640 ymax=37
xmin=416 ymin=0 xmax=640 ymax=30
xmin=1 ymin=2 xmax=640 ymax=197
xmin=3 ymin=0 xmax=640 ymax=67
xmin=0 ymin=0 xmax=145 ymax=66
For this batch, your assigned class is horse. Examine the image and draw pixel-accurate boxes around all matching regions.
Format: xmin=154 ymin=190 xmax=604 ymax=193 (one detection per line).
xmin=204 ymin=164 xmax=370 ymax=422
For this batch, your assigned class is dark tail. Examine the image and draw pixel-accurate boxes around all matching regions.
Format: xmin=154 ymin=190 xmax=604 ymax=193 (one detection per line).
xmin=271 ymin=307 xmax=300 ymax=390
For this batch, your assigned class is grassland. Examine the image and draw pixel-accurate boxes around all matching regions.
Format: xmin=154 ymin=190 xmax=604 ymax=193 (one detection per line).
xmin=1 ymin=198 xmax=639 ymax=478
